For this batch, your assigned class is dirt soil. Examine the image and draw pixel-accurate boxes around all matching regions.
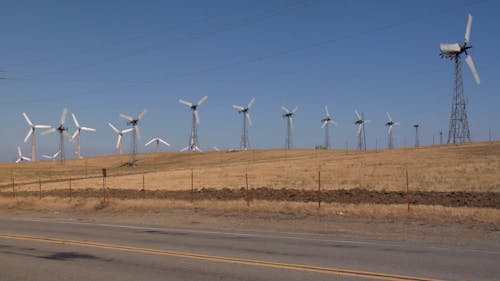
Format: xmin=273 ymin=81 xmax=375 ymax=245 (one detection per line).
xmin=5 ymin=187 xmax=500 ymax=209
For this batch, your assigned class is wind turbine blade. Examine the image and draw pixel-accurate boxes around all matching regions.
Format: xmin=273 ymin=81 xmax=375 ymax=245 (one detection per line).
xmin=178 ymin=99 xmax=193 ymax=107
xmin=388 ymin=125 xmax=393 ymax=135
xmin=81 ymin=127 xmax=96 ymax=132
xmin=72 ymin=113 xmax=80 ymax=128
xmin=325 ymin=106 xmax=330 ymax=117
xmin=440 ymin=43 xmax=461 ymax=53
xmin=41 ymin=128 xmax=56 ymax=136
xmin=116 ymin=135 xmax=122 ymax=149
xmin=138 ymin=108 xmax=148 ymax=120
xmin=158 ymin=138 xmax=170 ymax=146
xmin=24 ymin=129 xmax=33 ymax=143
xmin=289 ymin=117 xmax=294 ymax=129
xmin=60 ymin=108 xmax=68 ymax=125
xmin=357 ymin=124 xmax=362 ymax=134
xmin=281 ymin=106 xmax=290 ymax=114
xmin=197 ymin=95 xmax=208 ymax=106
xmin=331 ymin=120 xmax=338 ymax=126
xmin=135 ymin=125 xmax=141 ymax=139
xmin=53 ymin=151 xmax=60 ymax=158
xmin=465 ymin=14 xmax=472 ymax=43
xmin=194 ymin=110 xmax=200 ymax=124
xmin=180 ymin=146 xmax=189 ymax=152
xmin=108 ymin=123 xmax=120 ymax=133
xmin=42 ymin=155 xmax=51 ymax=159
xmin=364 ymin=119 xmax=372 ymax=124
xmin=247 ymin=97 xmax=255 ymax=108
xmin=34 ymin=125 xmax=51 ymax=129
xmin=395 ymin=122 xmax=400 ymax=126
xmin=386 ymin=112 xmax=392 ymax=122
xmin=292 ymin=106 xmax=298 ymax=114
xmin=232 ymin=105 xmax=244 ymax=111
xmin=355 ymin=110 xmax=361 ymax=120
xmin=16 ymin=159 xmax=21 ymax=163
xmin=17 ymin=146 xmax=22 ymax=157
xmin=321 ymin=121 xmax=327 ymax=128
xmin=71 ymin=130 xmax=79 ymax=140
xmin=246 ymin=112 xmax=252 ymax=126
xmin=145 ymin=138 xmax=155 ymax=146
xmin=120 ymin=113 xmax=134 ymax=122
xmin=22 ymin=112 xmax=33 ymax=126
xmin=122 ymin=128 xmax=134 ymax=134
xmin=465 ymin=55 xmax=480 ymax=85
xmin=23 ymin=156 xmax=32 ymax=161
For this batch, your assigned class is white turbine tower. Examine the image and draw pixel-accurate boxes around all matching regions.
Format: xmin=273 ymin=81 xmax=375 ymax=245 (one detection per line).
xmin=354 ymin=110 xmax=371 ymax=151
xmin=321 ymin=106 xmax=338 ymax=149
xmin=41 ymin=108 xmax=70 ymax=164
xmin=282 ymin=106 xmax=298 ymax=150
xmin=16 ymin=146 xmax=31 ymax=163
xmin=108 ymin=123 xmax=133 ymax=154
xmin=22 ymin=112 xmax=51 ymax=162
xmin=385 ymin=112 xmax=400 ymax=149
xmin=179 ymin=96 xmax=207 ymax=152
xmin=232 ymin=97 xmax=255 ymax=150
xmin=145 ymin=137 xmax=170 ymax=153
xmin=42 ymin=150 xmax=60 ymax=161
xmin=440 ymin=14 xmax=481 ymax=144
xmin=71 ymin=113 xmax=96 ymax=160
xmin=119 ymin=109 xmax=147 ymax=165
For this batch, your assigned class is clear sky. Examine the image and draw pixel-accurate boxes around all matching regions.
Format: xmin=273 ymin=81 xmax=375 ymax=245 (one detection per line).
xmin=1 ymin=0 xmax=499 ymax=162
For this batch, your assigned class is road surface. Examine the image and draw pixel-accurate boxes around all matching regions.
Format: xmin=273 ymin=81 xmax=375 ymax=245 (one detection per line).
xmin=0 ymin=217 xmax=498 ymax=281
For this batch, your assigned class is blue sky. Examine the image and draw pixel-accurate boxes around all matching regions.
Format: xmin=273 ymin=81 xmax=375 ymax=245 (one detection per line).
xmin=1 ymin=0 xmax=499 ymax=162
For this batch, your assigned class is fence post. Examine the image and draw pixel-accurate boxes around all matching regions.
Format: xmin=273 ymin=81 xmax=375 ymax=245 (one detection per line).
xmin=406 ymin=168 xmax=410 ymax=213
xmin=245 ymin=168 xmax=249 ymax=207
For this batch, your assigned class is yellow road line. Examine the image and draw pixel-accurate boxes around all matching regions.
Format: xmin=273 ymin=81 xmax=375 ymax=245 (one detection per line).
xmin=0 ymin=233 xmax=444 ymax=281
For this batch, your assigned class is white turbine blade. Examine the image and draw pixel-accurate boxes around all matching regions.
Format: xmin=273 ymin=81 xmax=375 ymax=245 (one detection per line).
xmin=81 ymin=127 xmax=96 ymax=132
xmin=440 ymin=43 xmax=461 ymax=53
xmin=180 ymin=146 xmax=189 ymax=152
xmin=321 ymin=121 xmax=327 ymax=128
xmin=364 ymin=119 xmax=372 ymax=124
xmin=292 ymin=106 xmax=298 ymax=114
xmin=122 ymin=128 xmax=134 ymax=134
xmin=247 ymin=97 xmax=255 ymax=108
xmin=108 ymin=123 xmax=120 ymax=133
xmin=22 ymin=112 xmax=33 ymax=126
xmin=395 ymin=122 xmax=400 ymax=126
xmin=178 ymin=99 xmax=193 ymax=107
xmin=194 ymin=110 xmax=200 ymax=124
xmin=325 ymin=106 xmax=330 ymax=117
xmin=34 ymin=125 xmax=51 ymax=129
xmin=197 ymin=95 xmax=208 ymax=106
xmin=145 ymin=138 xmax=156 ymax=146
xmin=24 ymin=129 xmax=33 ymax=143
xmin=41 ymin=128 xmax=56 ymax=136
xmin=158 ymin=138 xmax=170 ymax=146
xmin=138 ymin=108 xmax=148 ymax=120
xmin=465 ymin=14 xmax=472 ymax=43
xmin=331 ymin=120 xmax=338 ymax=126
xmin=60 ymin=108 xmax=68 ymax=125
xmin=120 ymin=113 xmax=134 ymax=122
xmin=388 ymin=125 xmax=393 ymax=135
xmin=281 ymin=106 xmax=290 ymax=114
xmin=71 ymin=130 xmax=79 ymax=140
xmin=17 ymin=146 xmax=22 ymax=157
xmin=289 ymin=117 xmax=294 ymax=129
xmin=23 ymin=156 xmax=32 ymax=161
xmin=465 ymin=55 xmax=480 ymax=85
xmin=42 ymin=155 xmax=51 ymax=159
xmin=135 ymin=125 xmax=141 ymax=139
xmin=354 ymin=110 xmax=361 ymax=120
xmin=232 ymin=105 xmax=244 ymax=111
xmin=246 ymin=112 xmax=253 ymax=126
xmin=116 ymin=135 xmax=122 ymax=149
xmin=357 ymin=124 xmax=363 ymax=134
xmin=386 ymin=112 xmax=392 ymax=122
xmin=72 ymin=113 xmax=80 ymax=128
xmin=53 ymin=151 xmax=60 ymax=158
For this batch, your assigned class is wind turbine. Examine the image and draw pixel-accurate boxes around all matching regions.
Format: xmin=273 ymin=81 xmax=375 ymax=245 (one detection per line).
xmin=385 ymin=112 xmax=400 ymax=149
xmin=41 ymin=108 xmax=70 ymax=164
xmin=321 ymin=106 xmax=338 ymax=149
xmin=71 ymin=113 xmax=96 ymax=160
xmin=21 ymin=112 xmax=51 ymax=161
xmin=413 ymin=123 xmax=421 ymax=147
xmin=232 ymin=97 xmax=255 ymax=150
xmin=179 ymin=96 xmax=207 ymax=152
xmin=108 ymin=123 xmax=133 ymax=154
xmin=15 ymin=146 xmax=31 ymax=163
xmin=42 ymin=150 xmax=60 ymax=161
xmin=282 ymin=106 xmax=298 ymax=150
xmin=354 ymin=110 xmax=371 ymax=151
xmin=119 ymin=109 xmax=147 ymax=164
xmin=145 ymin=137 xmax=170 ymax=153
xmin=440 ymin=13 xmax=480 ymax=144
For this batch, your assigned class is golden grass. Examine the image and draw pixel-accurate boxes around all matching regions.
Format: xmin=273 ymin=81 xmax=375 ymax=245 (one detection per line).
xmin=1 ymin=142 xmax=500 ymax=193
xmin=1 ymin=196 xmax=498 ymax=224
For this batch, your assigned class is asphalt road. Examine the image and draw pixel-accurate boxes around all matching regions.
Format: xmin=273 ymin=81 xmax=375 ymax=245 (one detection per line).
xmin=0 ymin=217 xmax=498 ymax=281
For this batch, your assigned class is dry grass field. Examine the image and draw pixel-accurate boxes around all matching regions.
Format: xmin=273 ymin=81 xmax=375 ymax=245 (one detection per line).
xmin=1 ymin=141 xmax=499 ymax=193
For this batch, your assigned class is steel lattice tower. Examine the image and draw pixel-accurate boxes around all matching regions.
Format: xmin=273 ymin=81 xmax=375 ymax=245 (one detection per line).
xmin=240 ymin=113 xmax=250 ymax=150
xmin=414 ymin=124 xmax=420 ymax=147
xmin=324 ymin=124 xmax=330 ymax=149
xmin=285 ymin=116 xmax=293 ymax=150
xmin=130 ymin=126 xmax=138 ymax=164
xmin=447 ymin=55 xmax=471 ymax=144
xmin=188 ymin=110 xmax=199 ymax=151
